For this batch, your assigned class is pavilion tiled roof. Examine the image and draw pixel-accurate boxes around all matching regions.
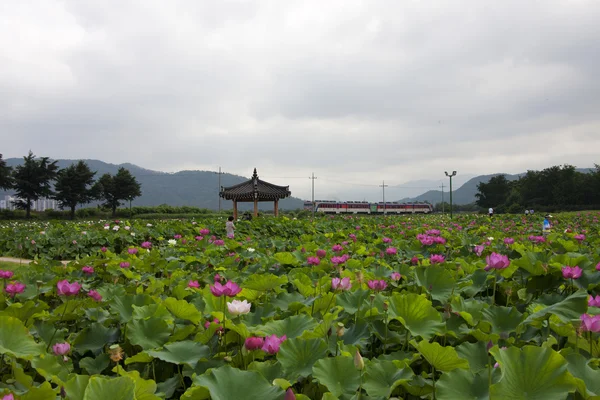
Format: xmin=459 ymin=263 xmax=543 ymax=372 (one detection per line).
xmin=220 ymin=168 xmax=291 ymax=201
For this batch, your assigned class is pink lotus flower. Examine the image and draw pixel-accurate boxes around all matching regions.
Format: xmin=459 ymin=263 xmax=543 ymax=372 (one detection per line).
xmin=82 ymin=266 xmax=94 ymax=275
xmin=418 ymin=234 xmax=434 ymax=246
xmin=127 ymin=248 xmax=138 ymax=255
xmin=390 ymin=272 xmax=401 ymax=281
xmin=382 ymin=237 xmax=392 ymax=244
xmin=562 ymin=266 xmax=582 ymax=280
xmin=195 ymin=236 xmax=204 ymax=241
xmin=2 ymin=393 xmax=15 ymax=400
xmin=262 ymin=334 xmax=287 ymax=354
xmin=316 ymin=249 xmax=327 ymax=258
xmin=386 ymin=247 xmax=397 ymax=256
xmin=485 ymin=253 xmax=510 ymax=271
xmin=210 ymin=280 xmax=242 ymax=297
xmin=174 ymin=234 xmax=182 ymax=239
xmin=332 ymin=277 xmax=351 ymax=291
xmin=434 ymin=236 xmax=447 ymax=245
xmin=204 ymin=318 xmax=224 ymax=334
xmin=214 ymin=274 xmax=223 ymax=283
xmin=88 ymin=290 xmax=102 ymax=301
xmin=53 ymin=342 xmax=70 ymax=356
xmin=411 ymin=256 xmax=419 ymax=265
xmin=574 ymin=234 xmax=586 ymax=242
xmin=188 ymin=280 xmax=200 ymax=289
xmin=580 ymin=314 xmax=600 ymax=332
xmin=332 ymin=244 xmax=343 ymax=252
xmin=245 ymin=336 xmax=265 ymax=350
xmin=349 ymin=234 xmax=357 ymax=241
xmin=473 ymin=245 xmax=485 ymax=257
xmin=57 ymin=280 xmax=81 ymax=296
xmin=5 ymin=282 xmax=25 ymax=297
xmin=213 ymin=239 xmax=225 ymax=246
xmin=200 ymin=228 xmax=210 ymax=236
xmin=0 ymin=270 xmax=14 ymax=279
xmin=100 ymin=247 xmax=107 ymax=252
xmin=331 ymin=256 xmax=347 ymax=265
xmin=367 ymin=280 xmax=388 ymax=291
xmin=285 ymin=388 xmax=296 ymax=400
xmin=588 ymin=295 xmax=600 ymax=307
xmin=307 ymin=256 xmax=320 ymax=266
xmin=504 ymin=238 xmax=515 ymax=245
xmin=430 ymin=254 xmax=445 ymax=264
xmin=355 ymin=226 xmax=361 ymax=230
xmin=141 ymin=241 xmax=152 ymax=249
xmin=426 ymin=229 xmax=440 ymax=236
xmin=120 ymin=262 xmax=130 ymax=268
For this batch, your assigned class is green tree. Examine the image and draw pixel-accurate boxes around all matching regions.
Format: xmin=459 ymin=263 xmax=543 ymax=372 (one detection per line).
xmin=475 ymin=175 xmax=512 ymax=209
xmin=12 ymin=151 xmax=59 ymax=218
xmin=0 ymin=154 xmax=12 ymax=190
xmin=94 ymin=167 xmax=142 ymax=217
xmin=54 ymin=161 xmax=97 ymax=220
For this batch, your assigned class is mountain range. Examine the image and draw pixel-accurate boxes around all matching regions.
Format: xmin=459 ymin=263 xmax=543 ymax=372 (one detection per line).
xmin=2 ymin=158 xmax=593 ymax=209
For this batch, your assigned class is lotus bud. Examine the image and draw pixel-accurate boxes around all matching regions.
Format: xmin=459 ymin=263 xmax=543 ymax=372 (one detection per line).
xmin=356 ymin=271 xmax=364 ymax=284
xmin=383 ymin=302 xmax=388 ymax=311
xmin=284 ymin=388 xmax=296 ymax=400
xmin=354 ymin=349 xmax=365 ymax=370
xmin=336 ymin=323 xmax=345 ymax=337
xmin=224 ymin=356 xmax=232 ymax=363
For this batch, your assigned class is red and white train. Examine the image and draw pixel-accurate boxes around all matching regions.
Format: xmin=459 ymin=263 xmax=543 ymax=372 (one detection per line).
xmin=304 ymin=200 xmax=433 ymax=214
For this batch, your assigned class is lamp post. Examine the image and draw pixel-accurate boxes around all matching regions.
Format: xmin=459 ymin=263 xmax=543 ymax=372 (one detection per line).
xmin=444 ymin=171 xmax=457 ymax=219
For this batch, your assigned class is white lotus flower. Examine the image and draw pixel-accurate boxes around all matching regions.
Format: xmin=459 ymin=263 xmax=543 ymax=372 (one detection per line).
xmin=112 ymin=226 xmax=120 ymax=231
xmin=168 ymin=239 xmax=177 ymax=246
xmin=104 ymin=226 xmax=110 ymax=230
xmin=124 ymin=226 xmax=131 ymax=231
xmin=227 ymin=299 xmax=251 ymax=316
xmin=147 ymin=223 xmax=153 ymax=227
xmin=247 ymin=248 xmax=255 ymax=252
xmin=131 ymin=233 xmax=135 ymax=236
xmin=487 ymin=237 xmax=494 ymax=241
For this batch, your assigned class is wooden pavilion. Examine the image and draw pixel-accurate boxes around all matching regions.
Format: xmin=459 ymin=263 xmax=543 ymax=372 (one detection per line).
xmin=220 ymin=168 xmax=291 ymax=218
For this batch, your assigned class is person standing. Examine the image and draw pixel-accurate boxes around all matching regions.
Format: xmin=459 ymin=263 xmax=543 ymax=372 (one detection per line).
xmin=488 ymin=207 xmax=494 ymax=217
xmin=543 ymin=214 xmax=552 ymax=236
xmin=226 ymin=216 xmax=235 ymax=238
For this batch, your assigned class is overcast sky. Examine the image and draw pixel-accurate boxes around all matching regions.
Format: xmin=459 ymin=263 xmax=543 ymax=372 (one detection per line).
xmin=1 ymin=0 xmax=599 ymax=201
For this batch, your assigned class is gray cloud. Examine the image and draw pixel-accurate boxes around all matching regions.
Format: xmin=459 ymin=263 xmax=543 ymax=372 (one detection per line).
xmin=1 ymin=0 xmax=599 ymax=201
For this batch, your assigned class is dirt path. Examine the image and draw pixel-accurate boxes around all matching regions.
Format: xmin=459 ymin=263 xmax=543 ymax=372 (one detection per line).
xmin=0 ymin=256 xmax=71 ymax=266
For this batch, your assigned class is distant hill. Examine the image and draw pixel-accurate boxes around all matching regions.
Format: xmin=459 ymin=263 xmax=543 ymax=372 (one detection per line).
xmin=397 ymin=168 xmax=593 ymax=205
xmin=1 ymin=158 xmax=305 ymax=211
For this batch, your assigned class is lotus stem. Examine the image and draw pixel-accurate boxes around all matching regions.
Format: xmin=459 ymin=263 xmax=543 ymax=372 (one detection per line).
xmin=491 ymin=274 xmax=497 ymax=305
xmin=432 ymin=366 xmax=437 ymax=400
xmin=46 ymin=299 xmax=68 ymax=352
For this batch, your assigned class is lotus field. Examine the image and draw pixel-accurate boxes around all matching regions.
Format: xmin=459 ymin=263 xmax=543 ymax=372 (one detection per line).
xmin=1 ymin=213 xmax=600 ymax=400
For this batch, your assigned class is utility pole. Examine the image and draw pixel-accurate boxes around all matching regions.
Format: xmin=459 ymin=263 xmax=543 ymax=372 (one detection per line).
xmin=439 ymin=183 xmax=445 ymax=216
xmin=215 ymin=167 xmax=225 ymax=212
xmin=444 ymin=171 xmax=457 ymax=219
xmin=379 ymin=180 xmax=388 ymax=214
xmin=308 ymin=173 xmax=317 ymax=219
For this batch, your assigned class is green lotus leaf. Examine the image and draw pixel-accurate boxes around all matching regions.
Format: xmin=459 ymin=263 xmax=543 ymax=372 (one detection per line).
xmin=362 ymin=359 xmax=414 ymax=398
xmin=0 ymin=316 xmax=44 ymax=359
xmin=480 ymin=305 xmax=523 ymax=335
xmin=247 ymin=360 xmax=283 ymax=382
xmin=132 ymin=303 xmax=171 ymax=320
xmin=127 ymin=317 xmax=171 ymax=350
xmin=455 ymin=341 xmax=489 ymax=373
xmin=164 ymin=297 xmax=202 ymax=324
xmin=243 ymin=273 xmax=288 ymax=293
xmin=82 ymin=376 xmax=136 ymax=400
xmin=256 ymin=314 xmax=318 ymax=339
xmin=277 ymin=337 xmax=328 ymax=381
xmin=522 ymin=290 xmax=588 ymax=326
xmin=113 ymin=369 xmax=161 ymax=400
xmin=415 ymin=266 xmax=456 ymax=303
xmin=180 ymin=386 xmax=210 ymax=400
xmin=274 ymin=252 xmax=298 ymax=266
xmin=564 ymin=352 xmax=600 ymax=398
xmin=146 ymin=340 xmax=210 ymax=368
xmin=20 ymin=381 xmax=57 ymax=400
xmin=80 ymin=354 xmax=110 ymax=375
xmin=64 ymin=374 xmax=91 ymax=400
xmin=458 ymin=270 xmax=489 ymax=298
xmin=125 ymin=351 xmax=154 ymax=365
xmin=336 ymin=289 xmax=371 ymax=315
xmin=312 ymin=356 xmax=361 ymax=398
xmin=108 ymin=294 xmax=155 ymax=323
xmin=489 ymin=345 xmax=576 ymax=400
xmin=193 ymin=365 xmax=284 ymax=400
xmin=0 ymin=300 xmax=49 ymax=326
xmin=436 ymin=369 xmax=490 ymax=400
xmin=412 ymin=340 xmax=469 ymax=372
xmin=31 ymin=353 xmax=69 ymax=383
xmin=388 ymin=293 xmax=445 ymax=340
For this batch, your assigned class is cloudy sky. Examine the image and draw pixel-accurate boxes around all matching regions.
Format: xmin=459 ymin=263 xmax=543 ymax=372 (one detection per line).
xmin=2 ymin=0 xmax=599 ymax=201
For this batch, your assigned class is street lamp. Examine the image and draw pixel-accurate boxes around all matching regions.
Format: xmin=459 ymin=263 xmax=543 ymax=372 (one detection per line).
xmin=444 ymin=171 xmax=457 ymax=219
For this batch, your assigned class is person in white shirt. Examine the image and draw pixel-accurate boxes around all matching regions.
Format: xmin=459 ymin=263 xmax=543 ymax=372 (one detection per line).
xmin=488 ymin=207 xmax=493 ymax=217
xmin=226 ymin=216 xmax=235 ymax=237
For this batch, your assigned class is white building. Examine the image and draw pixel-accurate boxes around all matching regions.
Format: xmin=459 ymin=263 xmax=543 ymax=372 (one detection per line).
xmin=0 ymin=195 xmax=59 ymax=211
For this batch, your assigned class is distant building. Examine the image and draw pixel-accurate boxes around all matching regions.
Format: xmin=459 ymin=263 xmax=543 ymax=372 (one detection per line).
xmin=0 ymin=195 xmax=59 ymax=211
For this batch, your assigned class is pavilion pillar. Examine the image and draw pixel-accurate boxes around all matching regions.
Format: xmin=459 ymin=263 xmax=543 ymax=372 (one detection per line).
xmin=233 ymin=200 xmax=238 ymax=219
xmin=274 ymin=200 xmax=279 ymax=216
xmin=253 ymin=199 xmax=258 ymax=217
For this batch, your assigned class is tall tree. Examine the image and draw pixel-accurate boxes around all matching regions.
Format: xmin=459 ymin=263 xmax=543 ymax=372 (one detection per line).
xmin=0 ymin=154 xmax=12 ymax=190
xmin=54 ymin=161 xmax=97 ymax=219
xmin=94 ymin=167 xmax=142 ymax=217
xmin=12 ymin=151 xmax=59 ymax=218
xmin=475 ymin=175 xmax=512 ymax=209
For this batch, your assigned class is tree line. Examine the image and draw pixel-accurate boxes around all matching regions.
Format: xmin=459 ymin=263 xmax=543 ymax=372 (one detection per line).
xmin=0 ymin=152 xmax=141 ymax=218
xmin=475 ymin=164 xmax=600 ymax=213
